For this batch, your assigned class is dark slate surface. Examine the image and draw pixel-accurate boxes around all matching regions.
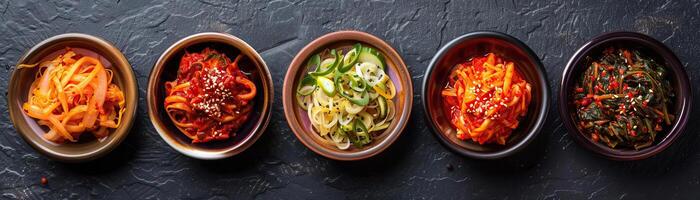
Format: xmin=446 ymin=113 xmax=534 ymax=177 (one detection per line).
xmin=1 ymin=0 xmax=699 ymax=199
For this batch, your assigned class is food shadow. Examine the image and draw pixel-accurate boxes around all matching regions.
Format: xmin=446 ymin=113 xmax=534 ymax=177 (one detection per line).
xmin=464 ymin=121 xmax=550 ymax=174
xmin=193 ymin=122 xmax=276 ymax=174
xmin=592 ymin=93 xmax=700 ymax=178
xmin=325 ymin=118 xmax=416 ymax=177
xmin=53 ymin=114 xmax=147 ymax=174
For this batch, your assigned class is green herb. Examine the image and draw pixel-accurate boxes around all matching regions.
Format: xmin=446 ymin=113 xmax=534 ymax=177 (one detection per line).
xmin=204 ymin=53 xmax=227 ymax=65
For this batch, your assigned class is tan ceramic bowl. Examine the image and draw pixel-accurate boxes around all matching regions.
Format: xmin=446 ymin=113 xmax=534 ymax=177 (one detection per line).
xmin=147 ymin=32 xmax=273 ymax=160
xmin=7 ymin=33 xmax=138 ymax=162
xmin=282 ymin=31 xmax=413 ymax=161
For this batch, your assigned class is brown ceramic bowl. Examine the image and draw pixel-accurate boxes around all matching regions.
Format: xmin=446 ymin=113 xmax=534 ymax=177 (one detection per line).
xmin=422 ymin=31 xmax=550 ymax=159
xmin=560 ymin=32 xmax=692 ymax=160
xmin=282 ymin=31 xmax=413 ymax=161
xmin=7 ymin=33 xmax=138 ymax=162
xmin=147 ymin=32 xmax=273 ymax=160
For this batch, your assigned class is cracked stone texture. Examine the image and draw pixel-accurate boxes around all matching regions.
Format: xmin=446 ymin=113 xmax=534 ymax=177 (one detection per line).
xmin=1 ymin=0 xmax=700 ymax=199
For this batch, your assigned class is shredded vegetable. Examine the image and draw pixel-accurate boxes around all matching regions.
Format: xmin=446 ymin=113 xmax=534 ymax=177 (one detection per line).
xmin=441 ymin=53 xmax=531 ymax=145
xmin=165 ymin=48 xmax=256 ymax=143
xmin=20 ymin=48 xmax=126 ymax=143
xmin=296 ymin=44 xmax=396 ymax=150
xmin=572 ymin=47 xmax=674 ymax=149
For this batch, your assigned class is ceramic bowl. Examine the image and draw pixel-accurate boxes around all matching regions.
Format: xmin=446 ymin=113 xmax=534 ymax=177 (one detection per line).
xmin=560 ymin=31 xmax=692 ymax=160
xmin=147 ymin=32 xmax=273 ymax=160
xmin=8 ymin=33 xmax=138 ymax=162
xmin=422 ymin=31 xmax=550 ymax=159
xmin=282 ymin=30 xmax=413 ymax=161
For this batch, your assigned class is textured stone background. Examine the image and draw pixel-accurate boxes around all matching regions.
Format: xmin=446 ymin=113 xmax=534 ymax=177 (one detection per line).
xmin=1 ymin=0 xmax=700 ymax=199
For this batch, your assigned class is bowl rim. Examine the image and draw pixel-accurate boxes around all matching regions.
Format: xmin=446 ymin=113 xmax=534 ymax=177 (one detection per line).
xmin=7 ymin=33 xmax=138 ymax=162
xmin=559 ymin=31 xmax=692 ymax=160
xmin=422 ymin=31 xmax=550 ymax=159
xmin=282 ymin=30 xmax=413 ymax=161
xmin=147 ymin=32 xmax=273 ymax=160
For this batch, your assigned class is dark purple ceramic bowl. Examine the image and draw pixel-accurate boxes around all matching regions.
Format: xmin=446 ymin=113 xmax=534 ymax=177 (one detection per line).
xmin=560 ymin=32 xmax=692 ymax=160
xmin=423 ymin=31 xmax=550 ymax=159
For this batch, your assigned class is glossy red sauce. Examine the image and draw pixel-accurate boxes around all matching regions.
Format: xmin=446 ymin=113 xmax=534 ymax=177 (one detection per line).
xmin=165 ymin=48 xmax=256 ymax=143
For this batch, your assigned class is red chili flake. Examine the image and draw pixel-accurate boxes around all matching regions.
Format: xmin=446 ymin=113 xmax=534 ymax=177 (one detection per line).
xmin=457 ymin=132 xmax=467 ymax=140
xmin=609 ymin=81 xmax=618 ymax=90
xmin=619 ymin=103 xmax=626 ymax=112
xmin=642 ymin=101 xmax=648 ymax=108
xmin=41 ymin=177 xmax=48 ymax=185
xmin=591 ymin=133 xmax=600 ymax=142
xmin=191 ymin=96 xmax=202 ymax=104
xmin=601 ymin=70 xmax=607 ymax=77
xmin=472 ymin=58 xmax=485 ymax=71
xmin=630 ymin=130 xmax=637 ymax=137
xmin=580 ymin=98 xmax=592 ymax=106
xmin=575 ymin=87 xmax=584 ymax=93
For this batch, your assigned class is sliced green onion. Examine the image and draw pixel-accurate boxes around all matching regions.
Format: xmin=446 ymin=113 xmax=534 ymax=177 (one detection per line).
xmin=339 ymin=43 xmax=361 ymax=72
xmin=358 ymin=46 xmax=385 ymax=70
xmin=296 ymin=75 xmax=317 ymax=96
xmin=310 ymin=49 xmax=341 ymax=77
xmin=316 ymin=76 xmax=335 ymax=96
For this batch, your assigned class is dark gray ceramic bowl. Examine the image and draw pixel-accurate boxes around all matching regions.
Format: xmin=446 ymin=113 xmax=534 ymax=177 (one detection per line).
xmin=423 ymin=31 xmax=550 ymax=159
xmin=560 ymin=32 xmax=692 ymax=160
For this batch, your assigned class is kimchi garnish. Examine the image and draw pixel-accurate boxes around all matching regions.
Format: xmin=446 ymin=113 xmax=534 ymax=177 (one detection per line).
xmin=20 ymin=48 xmax=126 ymax=143
xmin=164 ymin=48 xmax=256 ymax=143
xmin=441 ymin=53 xmax=532 ymax=145
xmin=294 ymin=43 xmax=396 ymax=150
xmin=572 ymin=48 xmax=673 ymax=150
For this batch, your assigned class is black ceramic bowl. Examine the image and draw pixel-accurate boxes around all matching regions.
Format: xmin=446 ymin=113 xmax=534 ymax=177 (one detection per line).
xmin=423 ymin=31 xmax=550 ymax=159
xmin=560 ymin=32 xmax=692 ymax=160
